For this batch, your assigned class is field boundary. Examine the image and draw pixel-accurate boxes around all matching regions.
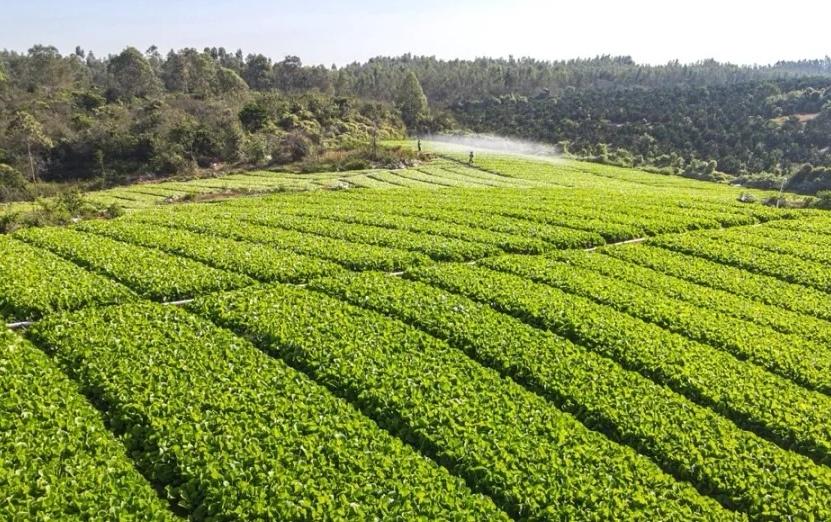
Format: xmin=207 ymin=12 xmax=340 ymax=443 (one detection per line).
xmin=585 ymin=237 xmax=648 ymax=251
xmin=6 ymin=297 xmax=198 ymax=331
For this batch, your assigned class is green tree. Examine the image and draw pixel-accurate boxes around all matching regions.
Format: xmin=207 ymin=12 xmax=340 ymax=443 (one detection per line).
xmin=23 ymin=45 xmax=75 ymax=93
xmin=0 ymin=164 xmax=27 ymax=201
xmin=7 ymin=111 xmax=53 ymax=183
xmin=239 ymin=102 xmax=269 ymax=132
xmin=161 ymin=49 xmax=218 ymax=98
xmin=396 ymin=71 xmax=429 ymax=131
xmin=108 ymin=47 xmax=159 ymax=99
xmin=215 ymin=67 xmax=249 ymax=97
xmin=243 ymin=54 xmax=273 ymax=90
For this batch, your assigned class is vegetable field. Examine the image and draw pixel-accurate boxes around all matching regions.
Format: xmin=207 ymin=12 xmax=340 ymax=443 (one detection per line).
xmin=3 ymin=145 xmax=831 ymax=520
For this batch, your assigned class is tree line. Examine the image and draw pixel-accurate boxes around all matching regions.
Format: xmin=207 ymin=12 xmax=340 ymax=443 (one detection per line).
xmin=0 ymin=46 xmax=414 ymax=202
xmin=450 ymin=78 xmax=831 ymax=193
xmin=3 ymin=45 xmax=831 ymax=201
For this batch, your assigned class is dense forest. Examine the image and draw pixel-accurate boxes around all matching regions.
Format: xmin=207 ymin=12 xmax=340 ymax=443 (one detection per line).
xmin=451 ymin=79 xmax=831 ymax=192
xmin=0 ymin=46 xmax=410 ymax=202
xmin=2 ymin=46 xmax=831 ymax=202
xmin=337 ymin=55 xmax=831 ymax=104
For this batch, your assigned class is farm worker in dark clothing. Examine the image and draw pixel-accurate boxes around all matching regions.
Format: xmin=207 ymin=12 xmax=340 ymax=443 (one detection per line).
xmin=468 ymin=151 xmax=474 ymax=164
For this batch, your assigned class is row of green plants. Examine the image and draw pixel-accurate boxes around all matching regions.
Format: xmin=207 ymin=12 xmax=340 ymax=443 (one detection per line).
xmin=343 ymin=173 xmax=401 ymax=189
xmin=309 ymin=271 xmax=831 ymax=519
xmin=705 ymin=225 xmax=831 ymax=266
xmin=551 ymin=249 xmax=831 ymax=348
xmin=132 ymin=211 xmax=431 ymax=272
xmin=389 ymin=161 xmax=545 ymax=189
xmin=414 ymin=161 xmax=541 ymax=187
xmin=228 ymin=190 xmax=606 ymax=249
xmin=267 ymin=185 xmax=681 ymax=243
xmin=189 ymin=284 xmax=730 ymax=520
xmin=464 ymin=187 xmax=795 ymax=230
xmin=0 ymin=330 xmax=173 ymax=520
xmin=0 ymin=236 xmax=134 ymax=321
xmin=478 ymin=205 xmax=674 ymax=243
xmin=381 ymin=188 xmax=734 ymax=242
xmin=247 ymin=199 xmax=599 ymax=253
xmin=25 ymin=303 xmax=503 ymax=519
xmin=483 ymin=253 xmax=831 ymax=395
xmin=405 ymin=263 xmax=831 ymax=465
xmin=432 ymin=149 xmax=826 ymax=213
xmin=652 ymin=233 xmax=831 ymax=293
xmin=768 ymin=214 xmax=831 ymax=236
xmin=77 ymin=220 xmax=344 ymax=284
xmin=479 ymin=188 xmax=756 ymax=226
xmin=432 ymin=150 xmax=734 ymax=192
xmin=359 ymin=171 xmax=434 ymax=189
xmin=391 ymin=169 xmax=479 ymax=188
xmin=14 ymin=227 xmax=252 ymax=300
xmin=239 ymin=212 xmax=501 ymax=262
xmin=269 ymin=206 xmax=552 ymax=253
xmin=44 ymin=170 xmax=342 ymax=213
xmin=605 ymin=244 xmax=831 ymax=323
xmin=550 ymin=193 xmax=782 ymax=226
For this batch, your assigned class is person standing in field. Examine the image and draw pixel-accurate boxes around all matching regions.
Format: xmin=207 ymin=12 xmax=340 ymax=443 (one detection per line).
xmin=417 ymin=139 xmax=422 ymax=152
xmin=468 ymin=151 xmax=474 ymax=164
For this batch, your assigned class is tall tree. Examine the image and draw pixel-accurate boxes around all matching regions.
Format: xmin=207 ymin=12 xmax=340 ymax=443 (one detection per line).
xmin=108 ymin=47 xmax=159 ymax=100
xmin=396 ymin=71 xmax=429 ymax=131
xmin=22 ymin=45 xmax=75 ymax=93
xmin=215 ymin=67 xmax=249 ymax=97
xmin=243 ymin=54 xmax=273 ymax=90
xmin=7 ymin=111 xmax=52 ymax=183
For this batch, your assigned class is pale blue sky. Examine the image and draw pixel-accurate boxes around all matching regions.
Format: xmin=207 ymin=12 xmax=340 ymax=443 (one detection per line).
xmin=3 ymin=0 xmax=830 ymax=65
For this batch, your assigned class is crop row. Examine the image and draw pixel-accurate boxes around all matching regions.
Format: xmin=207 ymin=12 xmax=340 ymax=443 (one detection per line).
xmin=26 ymin=303 xmax=505 ymax=520
xmin=604 ymin=244 xmax=831 ymax=322
xmin=189 ymin=283 xmax=731 ymax=520
xmin=341 ymin=172 xmax=400 ymax=189
xmin=652 ymin=232 xmax=831 ymax=293
xmin=406 ymin=164 xmax=539 ymax=188
xmin=405 ymin=263 xmax=831 ymax=465
xmin=392 ymin=168 xmax=481 ymax=188
xmin=599 ymin=198 xmax=766 ymax=227
xmin=620 ymin=195 xmax=780 ymax=222
xmin=245 ymin=189 xmax=645 ymax=243
xmin=131 ymin=211 xmax=431 ymax=271
xmin=416 ymin=160 xmax=544 ymax=186
xmin=366 ymin=170 xmax=443 ymax=188
xmin=483 ymin=253 xmax=831 ymax=395
xmin=550 ymin=249 xmax=831 ymax=347
xmin=0 ymin=237 xmax=135 ymax=321
xmin=239 ymin=212 xmax=502 ymax=261
xmin=220 ymin=181 xmax=763 ymax=238
xmin=432 ymin=150 xmax=726 ymax=191
xmin=1 ymin=329 xmax=173 ymax=520
xmin=428 ymin=150 xmax=795 ymax=220
xmin=438 ymin=161 xmax=546 ymax=184
xmin=234 ymin=206 xmax=551 ymax=254
xmin=704 ymin=225 xmax=831 ymax=266
xmin=481 ymin=190 xmax=753 ymax=230
xmin=414 ymin=164 xmax=528 ymax=188
xmin=297 ymin=201 xmax=597 ymax=250
xmin=768 ymin=215 xmax=831 ymax=236
xmin=77 ymin=219 xmax=343 ymax=284
xmin=309 ymin=271 xmax=831 ymax=518
xmin=384 ymin=191 xmax=722 ymax=240
xmin=340 ymin=190 xmax=683 ymax=239
xmin=225 ymin=192 xmax=605 ymax=249
xmin=14 ymin=227 xmax=252 ymax=301
xmin=81 ymin=170 xmax=355 ymax=210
